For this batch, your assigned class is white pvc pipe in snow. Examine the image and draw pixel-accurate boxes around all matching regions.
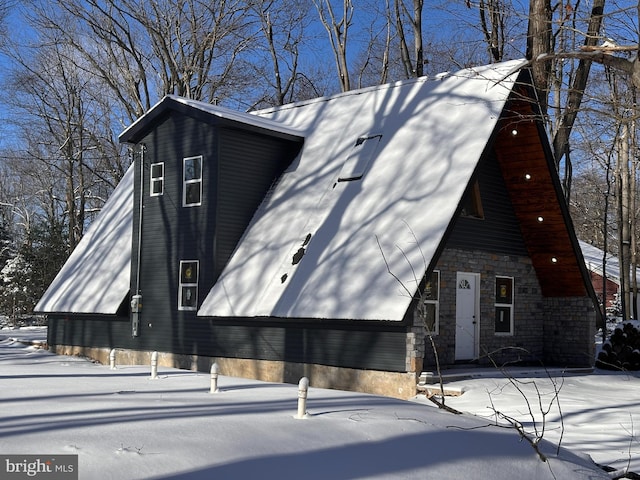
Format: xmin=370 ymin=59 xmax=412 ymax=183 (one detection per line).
xmin=109 ymin=349 xmax=116 ymax=370
xmin=296 ymin=377 xmax=309 ymax=419
xmin=210 ymin=363 xmax=219 ymax=393
xmin=150 ymin=351 xmax=158 ymax=379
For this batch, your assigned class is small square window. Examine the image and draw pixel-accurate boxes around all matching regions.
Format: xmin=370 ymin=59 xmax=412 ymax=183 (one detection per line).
xmin=179 ymin=260 xmax=199 ymax=310
xmin=495 ymin=306 xmax=512 ymax=333
xmin=181 ymin=286 xmax=198 ymax=308
xmin=495 ymin=277 xmax=513 ymax=303
xmin=150 ymin=162 xmax=164 ymax=196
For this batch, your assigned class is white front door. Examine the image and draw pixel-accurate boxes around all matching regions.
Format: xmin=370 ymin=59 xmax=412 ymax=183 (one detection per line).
xmin=455 ymin=272 xmax=479 ymax=361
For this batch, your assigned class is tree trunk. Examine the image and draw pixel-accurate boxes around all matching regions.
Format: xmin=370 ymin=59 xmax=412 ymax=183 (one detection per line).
xmin=619 ymin=121 xmax=631 ymax=321
xmin=526 ymin=0 xmax=552 ymax=114
xmin=413 ymin=0 xmax=423 ymax=77
xmin=551 ymin=0 xmax=606 ymax=170
xmin=314 ymin=0 xmax=353 ymax=91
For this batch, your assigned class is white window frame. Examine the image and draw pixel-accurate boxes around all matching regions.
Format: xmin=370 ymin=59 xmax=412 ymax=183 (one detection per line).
xmin=495 ymin=276 xmax=514 ymax=336
xmin=150 ymin=162 xmax=164 ymax=196
xmin=421 ymin=270 xmax=440 ymax=335
xmin=178 ymin=260 xmax=199 ymax=311
xmin=183 ymin=155 xmax=203 ymax=207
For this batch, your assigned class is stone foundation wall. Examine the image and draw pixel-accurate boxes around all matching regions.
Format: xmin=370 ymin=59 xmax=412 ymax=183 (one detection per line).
xmin=49 ymin=344 xmax=419 ymax=399
xmin=543 ymin=296 xmax=596 ymax=367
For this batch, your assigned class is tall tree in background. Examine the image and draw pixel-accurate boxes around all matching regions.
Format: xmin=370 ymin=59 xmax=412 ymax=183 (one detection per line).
xmin=526 ymin=0 xmax=606 ymax=198
xmin=30 ymin=0 xmax=256 ymax=120
xmin=313 ymin=0 xmax=353 ymax=91
xmin=395 ymin=0 xmax=424 ymax=78
xmin=6 ymin=41 xmax=117 ymax=249
xmin=249 ymin=0 xmax=316 ymax=108
xmin=477 ymin=0 xmax=507 ymax=62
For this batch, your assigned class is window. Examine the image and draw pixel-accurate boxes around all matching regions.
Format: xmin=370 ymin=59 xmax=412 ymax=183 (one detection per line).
xmin=150 ymin=162 xmax=164 ymax=196
xmin=495 ymin=276 xmax=514 ymax=334
xmin=461 ymin=181 xmax=484 ymax=219
xmin=178 ymin=260 xmax=199 ymax=310
xmin=183 ymin=156 xmax=202 ymax=206
xmin=420 ymin=270 xmax=440 ymax=335
xmin=337 ymin=134 xmax=382 ymax=182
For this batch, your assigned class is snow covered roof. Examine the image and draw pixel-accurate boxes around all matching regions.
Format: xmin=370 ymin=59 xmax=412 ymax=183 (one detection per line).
xmin=119 ymin=95 xmax=304 ymax=144
xmin=35 ymin=165 xmax=134 ymax=314
xmin=579 ymin=240 xmax=640 ymax=286
xmin=198 ymin=60 xmax=527 ymax=321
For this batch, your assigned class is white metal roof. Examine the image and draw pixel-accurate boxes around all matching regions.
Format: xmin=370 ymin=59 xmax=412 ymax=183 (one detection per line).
xmin=579 ymin=240 xmax=640 ymax=286
xmin=35 ymin=165 xmax=134 ymax=314
xmin=198 ymin=60 xmax=526 ymax=321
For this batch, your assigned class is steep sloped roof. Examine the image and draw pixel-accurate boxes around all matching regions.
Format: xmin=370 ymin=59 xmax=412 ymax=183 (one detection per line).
xmin=35 ymin=165 xmax=134 ymax=314
xmin=198 ymin=60 xmax=526 ymax=321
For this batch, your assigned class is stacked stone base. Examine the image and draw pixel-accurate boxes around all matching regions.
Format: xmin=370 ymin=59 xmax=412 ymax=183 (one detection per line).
xmin=49 ymin=344 xmax=419 ymax=399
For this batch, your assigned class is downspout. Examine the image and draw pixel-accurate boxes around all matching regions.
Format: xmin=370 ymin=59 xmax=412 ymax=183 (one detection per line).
xmin=132 ymin=143 xmax=145 ymax=337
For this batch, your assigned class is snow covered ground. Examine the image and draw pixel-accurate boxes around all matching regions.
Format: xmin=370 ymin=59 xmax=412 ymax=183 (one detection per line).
xmin=0 ymin=327 xmax=637 ymax=479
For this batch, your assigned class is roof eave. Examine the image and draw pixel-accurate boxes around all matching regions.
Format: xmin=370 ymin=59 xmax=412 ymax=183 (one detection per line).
xmin=118 ymin=96 xmax=305 ymax=145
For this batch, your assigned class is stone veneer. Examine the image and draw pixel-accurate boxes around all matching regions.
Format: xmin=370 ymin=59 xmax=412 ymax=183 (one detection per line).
xmin=412 ymin=248 xmax=596 ymax=370
xmin=49 ymin=345 xmax=419 ymax=400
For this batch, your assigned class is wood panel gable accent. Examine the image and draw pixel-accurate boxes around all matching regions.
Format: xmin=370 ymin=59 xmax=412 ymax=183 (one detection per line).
xmin=493 ymin=89 xmax=591 ymax=298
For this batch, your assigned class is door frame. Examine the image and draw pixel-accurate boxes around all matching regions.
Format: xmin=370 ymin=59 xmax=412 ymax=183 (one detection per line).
xmin=455 ymin=272 xmax=480 ymax=361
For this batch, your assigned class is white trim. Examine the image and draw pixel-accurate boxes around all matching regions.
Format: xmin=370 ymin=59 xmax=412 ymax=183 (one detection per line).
xmin=455 ymin=272 xmax=480 ymax=360
xmin=183 ymin=155 xmax=203 ymax=207
xmin=495 ymin=275 xmax=514 ymax=336
xmin=178 ymin=260 xmax=199 ymax=311
xmin=150 ymin=162 xmax=164 ymax=196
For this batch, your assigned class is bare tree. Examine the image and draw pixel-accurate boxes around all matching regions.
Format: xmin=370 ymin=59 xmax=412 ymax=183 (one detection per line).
xmin=27 ymin=0 xmax=256 ymax=120
xmin=394 ymin=0 xmax=424 ymax=78
xmin=313 ymin=0 xmax=353 ymax=91
xmin=476 ymin=0 xmax=507 ymax=62
xmin=248 ymin=0 xmax=315 ymax=108
xmin=4 ymin=38 xmax=122 ymax=249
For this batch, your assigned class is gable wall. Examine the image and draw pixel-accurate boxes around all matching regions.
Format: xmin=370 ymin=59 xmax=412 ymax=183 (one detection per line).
xmin=446 ymin=149 xmax=527 ymax=256
xmin=128 ymin=114 xmax=303 ymax=353
xmin=418 ymin=115 xmax=596 ymax=370
xmin=421 ymin=248 xmax=545 ymax=367
xmin=129 ymin=114 xmax=217 ymax=352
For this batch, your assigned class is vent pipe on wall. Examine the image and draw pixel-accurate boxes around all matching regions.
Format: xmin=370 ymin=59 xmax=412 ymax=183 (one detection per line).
xmin=132 ymin=144 xmax=146 ymax=337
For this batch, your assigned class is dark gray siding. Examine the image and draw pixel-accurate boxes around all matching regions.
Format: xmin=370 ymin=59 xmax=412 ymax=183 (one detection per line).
xmin=47 ymin=315 xmax=408 ymax=372
xmin=48 ymin=110 xmax=408 ymax=373
xmin=215 ymin=128 xmax=299 ymax=278
xmin=128 ymin=113 xmax=304 ymax=360
xmin=446 ymin=148 xmax=527 ymax=255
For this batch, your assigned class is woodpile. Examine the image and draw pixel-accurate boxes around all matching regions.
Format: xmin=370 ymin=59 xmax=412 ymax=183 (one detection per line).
xmin=596 ymin=321 xmax=640 ymax=371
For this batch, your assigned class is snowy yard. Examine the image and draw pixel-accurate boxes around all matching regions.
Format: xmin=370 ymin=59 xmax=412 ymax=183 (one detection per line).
xmin=1 ymin=327 xmax=638 ymax=479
